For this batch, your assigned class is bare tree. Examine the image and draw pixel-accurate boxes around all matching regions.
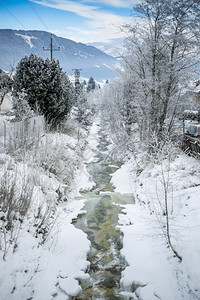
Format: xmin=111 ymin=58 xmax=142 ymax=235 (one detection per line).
xmin=150 ymin=138 xmax=182 ymax=261
xmin=0 ymin=69 xmax=13 ymax=108
xmin=123 ymin=0 xmax=200 ymax=145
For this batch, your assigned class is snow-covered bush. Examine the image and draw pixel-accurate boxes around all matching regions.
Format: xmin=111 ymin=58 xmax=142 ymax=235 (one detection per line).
xmin=13 ymin=89 xmax=34 ymax=121
xmin=0 ymin=115 xmax=45 ymax=153
xmin=0 ymin=158 xmax=34 ymax=259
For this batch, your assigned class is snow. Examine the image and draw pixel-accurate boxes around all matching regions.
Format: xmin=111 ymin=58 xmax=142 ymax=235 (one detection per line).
xmin=0 ymin=92 xmax=12 ymax=110
xmin=15 ymin=33 xmax=37 ymax=48
xmin=1 ymin=113 xmax=200 ymax=299
xmin=72 ymin=121 xmax=99 ymax=194
xmin=0 ymin=114 xmax=45 ymax=151
xmin=111 ymin=162 xmax=134 ymax=194
xmin=0 ymin=117 xmax=95 ymax=299
xmin=112 ymin=149 xmax=200 ymax=299
xmin=0 ymin=200 xmax=90 ymax=300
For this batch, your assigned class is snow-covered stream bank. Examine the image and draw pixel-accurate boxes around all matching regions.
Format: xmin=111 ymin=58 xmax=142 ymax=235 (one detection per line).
xmin=112 ymin=150 xmax=200 ymax=300
xmin=0 ymin=120 xmax=92 ymax=300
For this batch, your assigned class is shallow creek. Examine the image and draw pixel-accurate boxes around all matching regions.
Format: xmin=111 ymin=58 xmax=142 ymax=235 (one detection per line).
xmin=72 ymin=128 xmax=134 ymax=299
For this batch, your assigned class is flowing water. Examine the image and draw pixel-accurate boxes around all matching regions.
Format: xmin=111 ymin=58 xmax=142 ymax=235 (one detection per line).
xmin=72 ymin=128 xmax=134 ymax=299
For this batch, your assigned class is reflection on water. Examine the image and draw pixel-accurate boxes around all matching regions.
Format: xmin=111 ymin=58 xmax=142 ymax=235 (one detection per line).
xmin=73 ymin=129 xmax=134 ymax=299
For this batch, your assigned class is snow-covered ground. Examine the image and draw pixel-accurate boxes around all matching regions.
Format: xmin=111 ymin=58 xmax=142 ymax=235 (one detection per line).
xmin=112 ymin=147 xmax=200 ymax=299
xmin=0 ymin=92 xmax=13 ymax=110
xmin=0 ymin=200 xmax=90 ymax=300
xmin=0 ymin=118 xmax=99 ymax=300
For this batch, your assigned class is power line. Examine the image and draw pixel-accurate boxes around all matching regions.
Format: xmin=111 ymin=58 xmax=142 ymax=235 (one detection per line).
xmin=0 ymin=0 xmax=27 ymax=30
xmin=26 ymin=0 xmax=72 ymax=69
xmin=52 ymin=35 xmax=72 ymax=69
xmin=1 ymin=0 xmax=81 ymax=75
xmin=0 ymin=0 xmax=45 ymax=49
xmin=26 ymin=0 xmax=49 ymax=32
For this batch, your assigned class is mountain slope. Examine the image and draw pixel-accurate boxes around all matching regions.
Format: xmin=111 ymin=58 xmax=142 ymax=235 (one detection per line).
xmin=0 ymin=29 xmax=118 ymax=82
xmin=88 ymin=38 xmax=124 ymax=58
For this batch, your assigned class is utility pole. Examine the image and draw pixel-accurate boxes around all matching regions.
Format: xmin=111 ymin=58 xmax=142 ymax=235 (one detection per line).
xmin=72 ymin=69 xmax=82 ymax=86
xmin=43 ymin=33 xmax=60 ymax=60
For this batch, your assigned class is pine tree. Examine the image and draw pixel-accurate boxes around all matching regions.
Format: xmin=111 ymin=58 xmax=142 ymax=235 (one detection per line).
xmin=87 ymin=77 xmax=96 ymax=93
xmin=39 ymin=58 xmax=64 ymax=122
xmin=13 ymin=54 xmax=74 ymax=124
xmin=13 ymin=54 xmax=44 ymax=110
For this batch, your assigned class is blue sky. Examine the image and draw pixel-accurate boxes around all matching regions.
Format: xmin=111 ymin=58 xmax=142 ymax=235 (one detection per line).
xmin=0 ymin=0 xmax=136 ymax=43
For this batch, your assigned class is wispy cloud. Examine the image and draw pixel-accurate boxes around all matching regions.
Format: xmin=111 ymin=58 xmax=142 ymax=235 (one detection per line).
xmin=31 ymin=0 xmax=133 ymax=42
xmin=81 ymin=0 xmax=135 ymax=8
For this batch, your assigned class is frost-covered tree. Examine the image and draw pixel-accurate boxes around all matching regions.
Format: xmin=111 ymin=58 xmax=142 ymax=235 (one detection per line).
xmin=123 ymin=0 xmax=200 ymax=144
xmin=0 ymin=69 xmax=13 ymax=107
xmin=74 ymin=84 xmax=91 ymax=125
xmin=82 ymin=80 xmax=87 ymax=86
xmin=100 ymin=78 xmax=127 ymax=143
xmin=13 ymin=89 xmax=34 ymax=120
xmin=87 ymin=77 xmax=96 ymax=93
xmin=38 ymin=58 xmax=64 ymax=122
xmin=13 ymin=54 xmax=74 ymax=124
xmin=13 ymin=54 xmax=44 ymax=110
xmin=61 ymin=72 xmax=75 ymax=116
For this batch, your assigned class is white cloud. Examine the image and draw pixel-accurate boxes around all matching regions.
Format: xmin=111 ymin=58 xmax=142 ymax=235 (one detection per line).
xmin=31 ymin=0 xmax=133 ymax=42
xmin=81 ymin=0 xmax=135 ymax=8
xmin=31 ymin=0 xmax=131 ymax=21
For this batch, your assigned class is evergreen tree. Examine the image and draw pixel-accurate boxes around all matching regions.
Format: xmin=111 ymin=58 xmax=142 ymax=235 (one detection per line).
xmin=87 ymin=77 xmax=96 ymax=93
xmin=61 ymin=72 xmax=75 ymax=116
xmin=13 ymin=54 xmax=74 ymax=124
xmin=39 ymin=58 xmax=64 ymax=122
xmin=13 ymin=54 xmax=44 ymax=109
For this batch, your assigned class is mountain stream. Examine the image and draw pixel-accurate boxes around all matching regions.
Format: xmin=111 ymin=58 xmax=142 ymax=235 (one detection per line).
xmin=72 ymin=127 xmax=134 ymax=299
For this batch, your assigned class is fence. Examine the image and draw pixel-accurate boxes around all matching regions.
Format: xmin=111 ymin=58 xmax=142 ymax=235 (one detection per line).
xmin=0 ymin=115 xmax=45 ymax=152
xmin=183 ymin=134 xmax=200 ymax=157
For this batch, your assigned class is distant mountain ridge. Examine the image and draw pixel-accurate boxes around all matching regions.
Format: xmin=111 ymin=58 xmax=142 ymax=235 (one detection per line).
xmin=88 ymin=38 xmax=124 ymax=58
xmin=0 ymin=29 xmax=118 ymax=82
